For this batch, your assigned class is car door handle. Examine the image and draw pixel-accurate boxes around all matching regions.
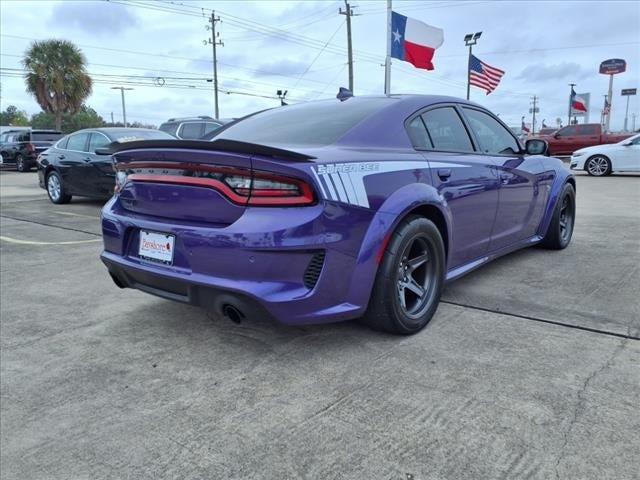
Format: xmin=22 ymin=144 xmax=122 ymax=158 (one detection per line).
xmin=437 ymin=168 xmax=451 ymax=180
xmin=58 ymin=154 xmax=65 ymax=160
xmin=82 ymin=156 xmax=92 ymax=162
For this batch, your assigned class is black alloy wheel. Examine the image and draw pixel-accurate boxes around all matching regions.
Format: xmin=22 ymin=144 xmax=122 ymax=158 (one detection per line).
xmin=365 ymin=216 xmax=445 ymax=334
xmin=541 ymin=182 xmax=575 ymax=250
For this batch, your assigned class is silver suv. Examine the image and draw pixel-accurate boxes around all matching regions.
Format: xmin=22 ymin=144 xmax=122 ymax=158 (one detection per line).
xmin=158 ymin=116 xmax=225 ymax=140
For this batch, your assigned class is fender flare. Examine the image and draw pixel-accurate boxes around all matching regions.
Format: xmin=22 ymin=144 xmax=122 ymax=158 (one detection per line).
xmin=538 ymin=158 xmax=575 ymax=237
xmin=344 ymin=182 xmax=451 ymax=313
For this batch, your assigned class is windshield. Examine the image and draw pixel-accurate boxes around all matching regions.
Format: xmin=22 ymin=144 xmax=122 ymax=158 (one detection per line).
xmin=619 ymin=134 xmax=640 ymax=144
xmin=214 ymin=98 xmax=392 ymax=146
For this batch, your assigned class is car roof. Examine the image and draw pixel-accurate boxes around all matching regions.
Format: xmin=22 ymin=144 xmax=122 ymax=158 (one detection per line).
xmin=163 ymin=116 xmax=216 ymax=123
xmin=67 ymin=127 xmax=164 ymax=140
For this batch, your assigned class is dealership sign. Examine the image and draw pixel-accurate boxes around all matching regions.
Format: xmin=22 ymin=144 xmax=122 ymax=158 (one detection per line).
xmin=599 ymin=59 xmax=626 ymax=75
xmin=621 ymin=88 xmax=637 ymax=96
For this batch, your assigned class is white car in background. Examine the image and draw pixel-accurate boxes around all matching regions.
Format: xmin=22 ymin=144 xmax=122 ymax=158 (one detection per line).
xmin=570 ymin=134 xmax=640 ymax=176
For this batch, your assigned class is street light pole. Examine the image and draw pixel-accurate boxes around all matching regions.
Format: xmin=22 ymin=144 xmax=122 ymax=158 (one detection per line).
xmin=464 ymin=32 xmax=482 ymax=101
xmin=111 ymin=87 xmax=133 ymax=127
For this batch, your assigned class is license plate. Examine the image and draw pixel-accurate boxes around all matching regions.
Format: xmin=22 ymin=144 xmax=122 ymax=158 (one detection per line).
xmin=139 ymin=230 xmax=175 ymax=265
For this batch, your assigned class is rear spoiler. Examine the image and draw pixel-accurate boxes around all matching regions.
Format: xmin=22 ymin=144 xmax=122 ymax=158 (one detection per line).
xmin=95 ymin=139 xmax=316 ymax=161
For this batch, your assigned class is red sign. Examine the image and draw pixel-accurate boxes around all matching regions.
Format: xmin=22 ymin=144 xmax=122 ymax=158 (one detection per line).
xmin=599 ymin=59 xmax=626 ymax=75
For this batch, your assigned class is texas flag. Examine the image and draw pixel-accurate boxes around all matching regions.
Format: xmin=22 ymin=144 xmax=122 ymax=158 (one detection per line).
xmin=391 ymin=11 xmax=444 ymax=70
xmin=570 ymin=87 xmax=588 ymax=113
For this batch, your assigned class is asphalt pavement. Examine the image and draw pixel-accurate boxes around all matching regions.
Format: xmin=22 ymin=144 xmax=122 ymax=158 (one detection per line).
xmin=1 ymin=169 xmax=639 ymax=480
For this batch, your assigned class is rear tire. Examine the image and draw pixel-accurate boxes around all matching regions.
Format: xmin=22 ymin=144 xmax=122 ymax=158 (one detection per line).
xmin=46 ymin=171 xmax=72 ymax=204
xmin=16 ymin=154 xmax=29 ymax=172
xmin=363 ymin=216 xmax=445 ymax=335
xmin=540 ymin=183 xmax=575 ymax=250
xmin=585 ymin=155 xmax=611 ymax=176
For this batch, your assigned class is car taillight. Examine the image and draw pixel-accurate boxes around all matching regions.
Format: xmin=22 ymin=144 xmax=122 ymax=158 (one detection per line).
xmin=114 ymin=164 xmax=315 ymax=207
xmin=227 ymin=172 xmax=315 ymax=206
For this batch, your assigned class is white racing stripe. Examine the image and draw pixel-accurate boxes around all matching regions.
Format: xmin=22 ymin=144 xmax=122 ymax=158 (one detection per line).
xmin=313 ymin=161 xmax=432 ymax=208
xmin=331 ymin=173 xmax=349 ymax=203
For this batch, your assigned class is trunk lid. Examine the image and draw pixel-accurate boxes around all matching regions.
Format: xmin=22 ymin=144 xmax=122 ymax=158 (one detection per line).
xmin=109 ymin=140 xmax=315 ymax=226
xmin=114 ymin=147 xmax=253 ymax=225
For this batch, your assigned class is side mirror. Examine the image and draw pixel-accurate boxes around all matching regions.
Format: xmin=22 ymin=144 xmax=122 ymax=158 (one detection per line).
xmin=525 ymin=139 xmax=548 ymax=156
xmin=553 ymin=132 xmax=560 ymax=139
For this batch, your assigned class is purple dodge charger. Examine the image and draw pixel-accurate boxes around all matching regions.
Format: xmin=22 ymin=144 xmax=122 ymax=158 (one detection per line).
xmin=100 ymin=95 xmax=575 ymax=334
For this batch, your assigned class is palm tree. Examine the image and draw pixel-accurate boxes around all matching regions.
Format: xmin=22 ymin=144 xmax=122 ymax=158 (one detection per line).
xmin=22 ymin=40 xmax=92 ymax=131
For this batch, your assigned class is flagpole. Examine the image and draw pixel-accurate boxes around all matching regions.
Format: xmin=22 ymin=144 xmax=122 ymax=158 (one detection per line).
xmin=384 ymin=0 xmax=392 ymax=95
xmin=568 ymin=83 xmax=576 ymax=126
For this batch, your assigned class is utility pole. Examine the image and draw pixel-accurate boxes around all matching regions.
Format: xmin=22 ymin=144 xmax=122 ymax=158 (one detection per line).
xmin=339 ymin=1 xmax=357 ymax=93
xmin=464 ymin=32 xmax=482 ymax=100
xmin=567 ymin=83 xmax=576 ymax=126
xmin=205 ymin=11 xmax=223 ymax=119
xmin=110 ymin=112 xmax=114 ymax=125
xmin=529 ymin=95 xmax=538 ymax=135
xmin=111 ymin=87 xmax=133 ymax=127
xmin=632 ymin=113 xmax=636 ymax=131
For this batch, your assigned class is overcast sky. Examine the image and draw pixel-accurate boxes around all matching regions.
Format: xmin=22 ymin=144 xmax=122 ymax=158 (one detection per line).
xmin=1 ymin=0 xmax=639 ymax=130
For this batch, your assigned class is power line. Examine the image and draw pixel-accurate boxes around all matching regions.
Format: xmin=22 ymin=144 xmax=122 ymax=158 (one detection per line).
xmin=0 ymin=34 xmax=337 ymax=87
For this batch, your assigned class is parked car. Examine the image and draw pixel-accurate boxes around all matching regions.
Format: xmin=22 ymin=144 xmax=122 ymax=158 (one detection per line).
xmin=158 ymin=116 xmax=227 ymax=139
xmin=570 ymin=133 xmax=640 ymax=176
xmin=100 ymin=95 xmax=574 ymax=334
xmin=37 ymin=127 xmax=174 ymax=204
xmin=0 ymin=129 xmax=63 ymax=171
xmin=531 ymin=123 xmax=632 ymax=156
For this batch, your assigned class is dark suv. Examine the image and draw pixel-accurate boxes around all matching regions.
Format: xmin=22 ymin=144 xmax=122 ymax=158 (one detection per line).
xmin=158 ymin=116 xmax=226 ymax=139
xmin=0 ymin=129 xmax=63 ymax=172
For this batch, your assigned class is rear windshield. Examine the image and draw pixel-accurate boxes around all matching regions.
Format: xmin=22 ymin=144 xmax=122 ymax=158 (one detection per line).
xmin=215 ymin=98 xmax=392 ymax=146
xmin=158 ymin=123 xmax=179 ymax=136
xmin=32 ymin=132 xmax=63 ymax=142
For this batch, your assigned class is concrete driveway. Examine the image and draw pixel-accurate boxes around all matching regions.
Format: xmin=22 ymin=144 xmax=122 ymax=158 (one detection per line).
xmin=1 ymin=170 xmax=638 ymax=479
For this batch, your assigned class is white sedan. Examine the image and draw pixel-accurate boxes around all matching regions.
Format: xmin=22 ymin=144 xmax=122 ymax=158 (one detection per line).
xmin=570 ymin=133 xmax=640 ymax=176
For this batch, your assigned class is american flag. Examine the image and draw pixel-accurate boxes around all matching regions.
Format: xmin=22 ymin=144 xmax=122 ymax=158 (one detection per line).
xmin=603 ymin=97 xmax=611 ymax=115
xmin=469 ymin=55 xmax=505 ymax=95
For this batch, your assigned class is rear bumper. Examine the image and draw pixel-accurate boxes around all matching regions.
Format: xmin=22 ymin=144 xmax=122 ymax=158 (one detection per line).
xmin=100 ymin=197 xmax=377 ymax=325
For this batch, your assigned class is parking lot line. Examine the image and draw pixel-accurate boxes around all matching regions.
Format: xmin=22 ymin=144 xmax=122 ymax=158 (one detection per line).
xmin=53 ymin=211 xmax=99 ymax=219
xmin=0 ymin=235 xmax=102 ymax=246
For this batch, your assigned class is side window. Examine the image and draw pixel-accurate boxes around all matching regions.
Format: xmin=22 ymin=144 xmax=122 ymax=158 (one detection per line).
xmin=88 ymin=133 xmax=110 ymax=152
xmin=57 ymin=137 xmax=69 ymax=149
xmin=406 ymin=116 xmax=431 ymax=149
xmin=203 ymin=122 xmax=222 ymax=135
xmin=421 ymin=107 xmax=474 ymax=152
xmin=18 ymin=132 xmax=30 ymax=142
xmin=580 ymin=125 xmax=598 ymax=135
xmin=66 ymin=133 xmax=89 ymax=151
xmin=179 ymin=122 xmax=203 ymax=139
xmin=558 ymin=126 xmax=578 ymax=136
xmin=462 ymin=108 xmax=520 ymax=155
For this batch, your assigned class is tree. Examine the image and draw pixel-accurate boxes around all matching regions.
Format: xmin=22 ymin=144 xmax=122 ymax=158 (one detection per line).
xmin=30 ymin=105 xmax=104 ymax=133
xmin=0 ymin=105 xmax=30 ymax=126
xmin=22 ymin=39 xmax=92 ymax=131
